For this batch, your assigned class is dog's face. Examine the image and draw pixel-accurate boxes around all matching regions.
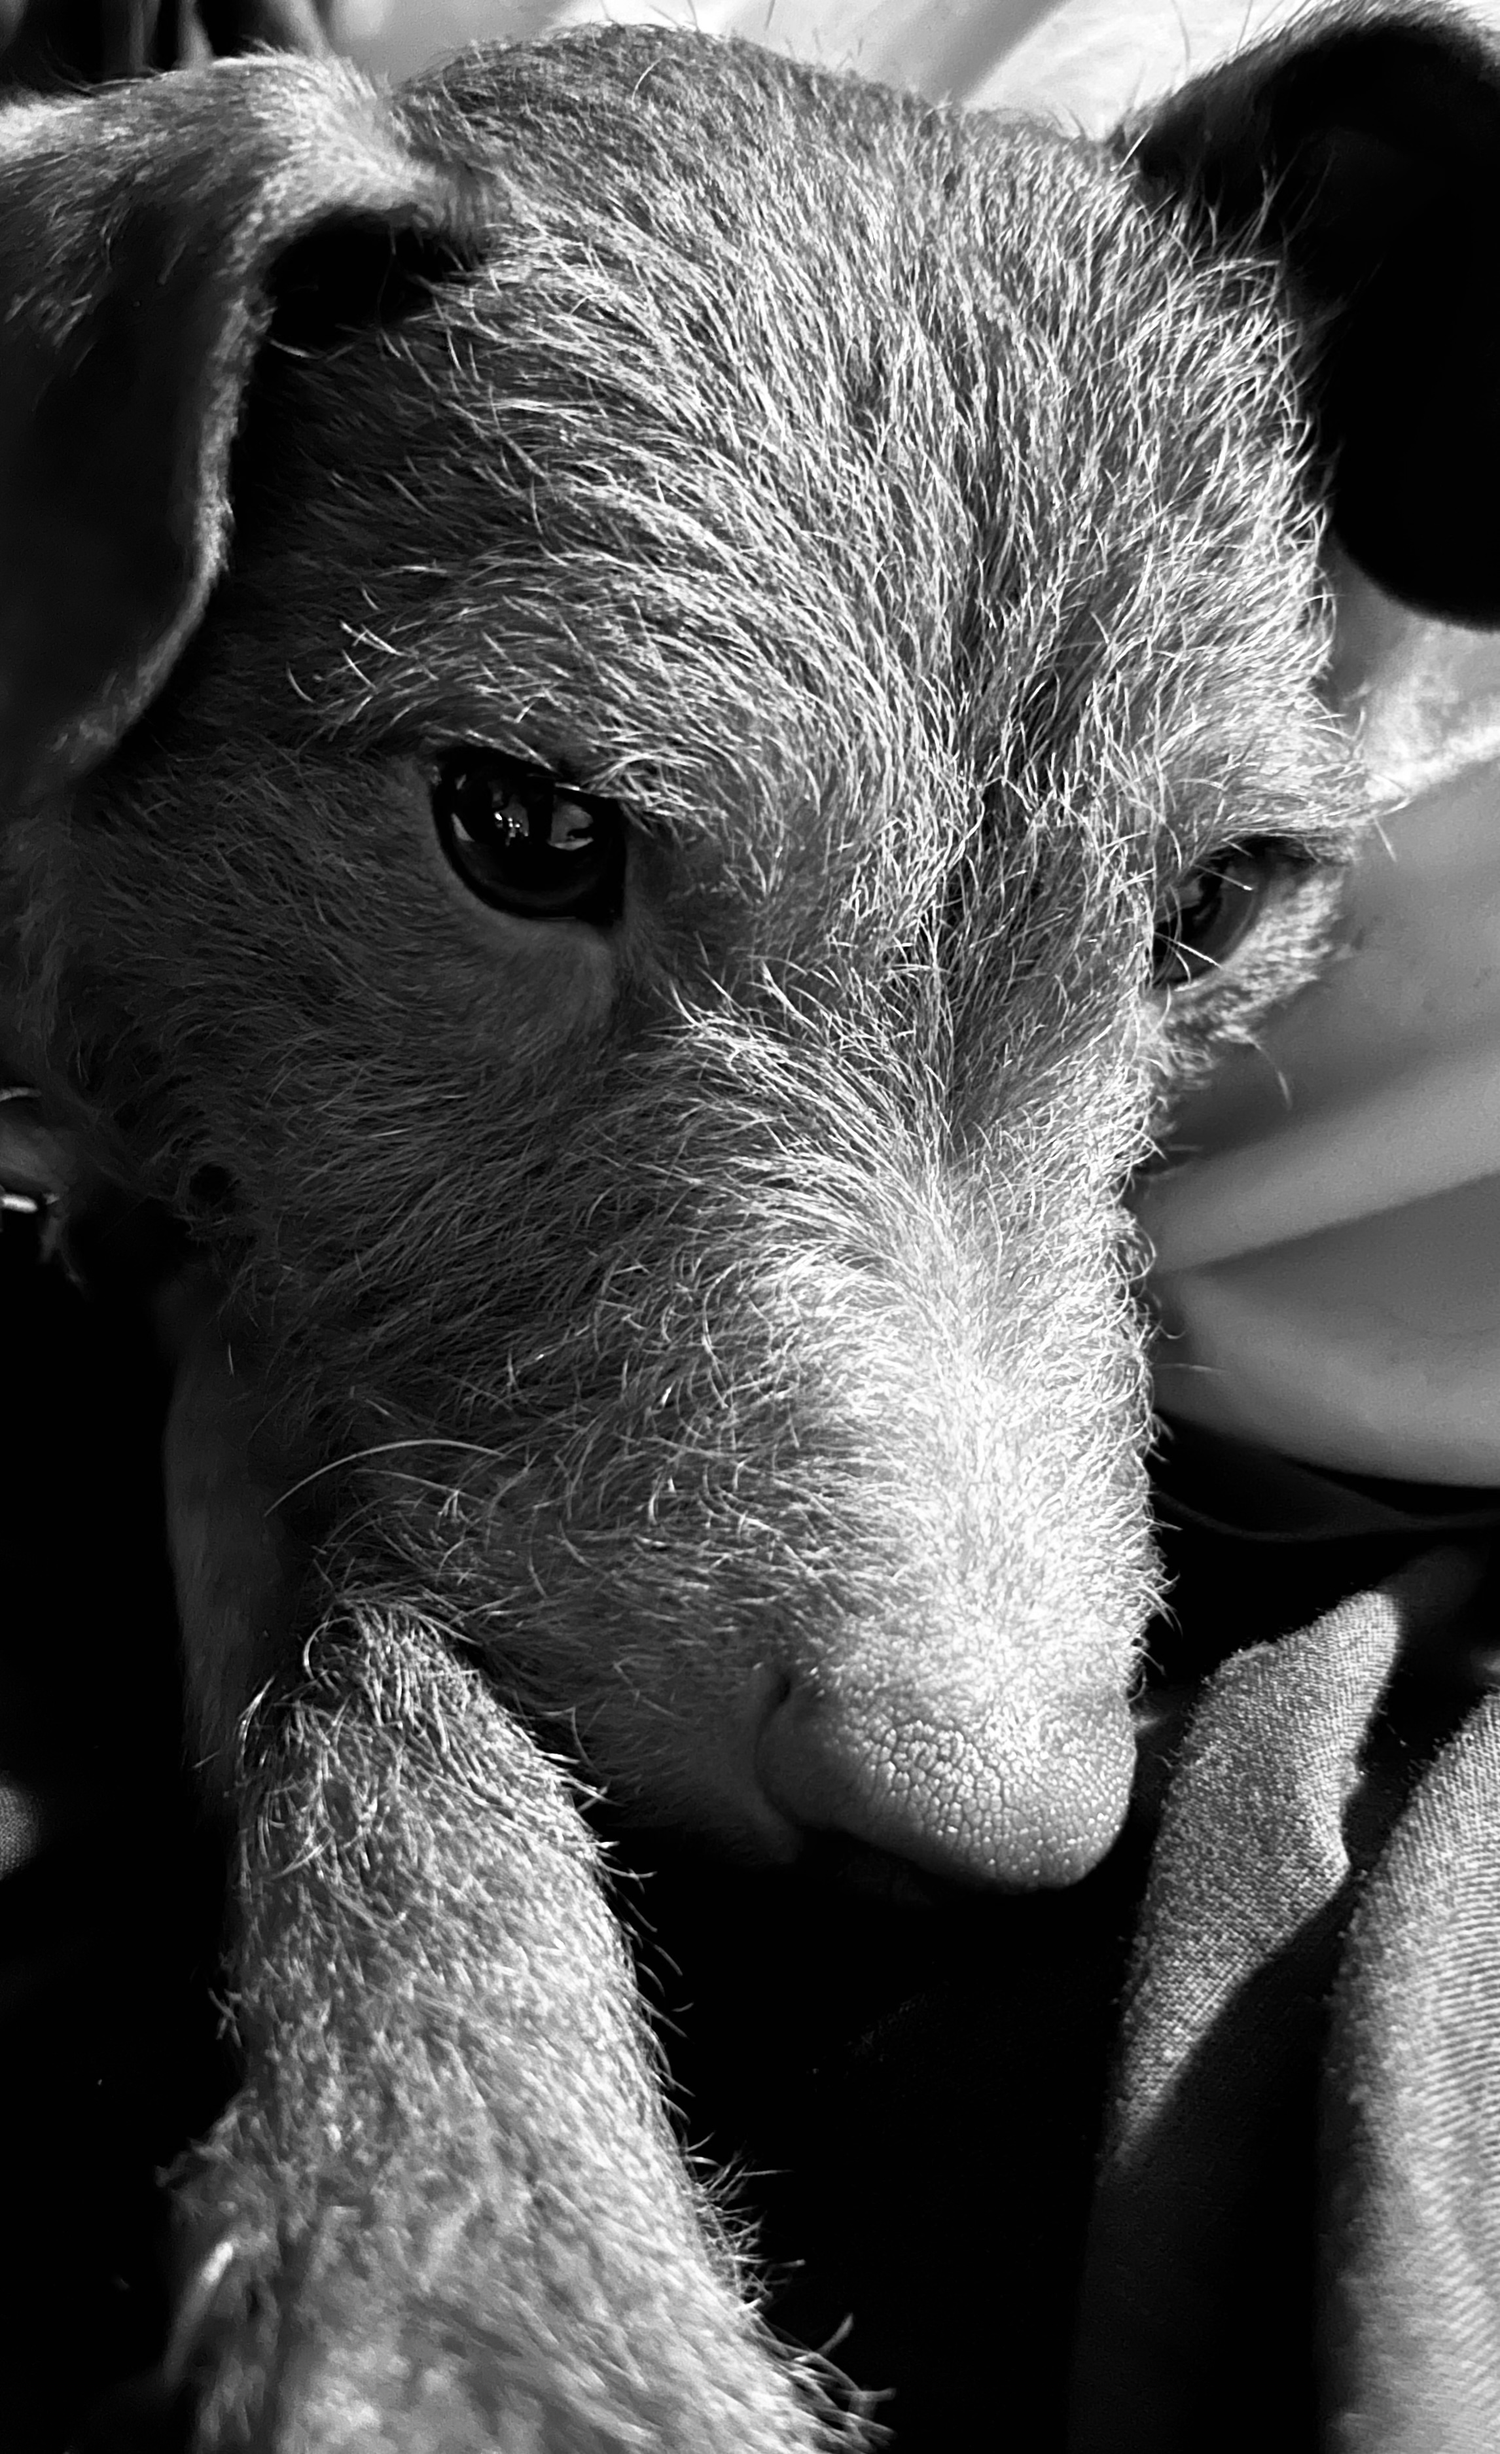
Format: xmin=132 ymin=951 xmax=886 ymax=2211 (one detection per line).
xmin=6 ymin=16 xmax=1487 ymax=1890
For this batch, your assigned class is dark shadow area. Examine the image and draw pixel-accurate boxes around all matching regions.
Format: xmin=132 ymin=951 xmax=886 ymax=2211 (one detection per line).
xmin=0 ymin=1208 xmax=232 ymax=2453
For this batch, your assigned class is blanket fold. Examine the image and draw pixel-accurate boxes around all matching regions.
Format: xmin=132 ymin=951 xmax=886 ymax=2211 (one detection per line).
xmin=1071 ymin=1552 xmax=1496 ymax=2453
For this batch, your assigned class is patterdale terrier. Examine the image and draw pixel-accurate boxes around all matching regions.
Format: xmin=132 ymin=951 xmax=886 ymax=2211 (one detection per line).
xmin=2 ymin=6 xmax=1492 ymax=2446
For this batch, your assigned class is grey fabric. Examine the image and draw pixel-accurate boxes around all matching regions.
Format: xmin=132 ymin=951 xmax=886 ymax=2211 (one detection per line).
xmin=1070 ymin=1554 xmax=1496 ymax=2454
xmin=1324 ymin=1691 xmax=1500 ymax=2452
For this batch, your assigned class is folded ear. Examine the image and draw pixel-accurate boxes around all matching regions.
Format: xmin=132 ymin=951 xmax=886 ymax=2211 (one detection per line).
xmin=0 ymin=57 xmax=483 ymax=808
xmin=1124 ymin=8 xmax=1500 ymax=623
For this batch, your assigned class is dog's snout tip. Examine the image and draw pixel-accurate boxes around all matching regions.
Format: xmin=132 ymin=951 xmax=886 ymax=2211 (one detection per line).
xmin=754 ymin=1670 xmax=1136 ymax=1891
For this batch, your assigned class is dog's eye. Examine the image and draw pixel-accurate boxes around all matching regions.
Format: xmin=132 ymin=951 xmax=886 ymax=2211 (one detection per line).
xmin=1152 ymin=845 xmax=1282 ymax=990
xmin=432 ymin=749 xmax=625 ymax=926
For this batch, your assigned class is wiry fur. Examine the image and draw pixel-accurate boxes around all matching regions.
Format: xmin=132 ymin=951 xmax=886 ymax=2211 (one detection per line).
xmin=0 ymin=23 xmax=1375 ymax=2449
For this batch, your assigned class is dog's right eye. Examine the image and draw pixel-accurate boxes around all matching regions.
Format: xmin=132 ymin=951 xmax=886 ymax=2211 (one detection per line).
xmin=431 ymin=749 xmax=626 ymax=927
xmin=1151 ymin=841 xmax=1296 ymax=991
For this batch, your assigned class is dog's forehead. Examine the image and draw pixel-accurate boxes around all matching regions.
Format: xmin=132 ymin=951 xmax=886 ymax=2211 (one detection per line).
xmin=209 ymin=32 xmax=1325 ymax=921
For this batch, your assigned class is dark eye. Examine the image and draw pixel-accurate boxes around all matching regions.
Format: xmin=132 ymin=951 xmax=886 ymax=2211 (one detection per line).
xmin=1152 ymin=844 xmax=1281 ymax=989
xmin=432 ymin=747 xmax=626 ymax=926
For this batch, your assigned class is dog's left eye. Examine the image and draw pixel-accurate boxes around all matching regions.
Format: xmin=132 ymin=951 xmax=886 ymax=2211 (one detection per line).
xmin=1152 ymin=845 xmax=1283 ymax=990
xmin=432 ymin=748 xmax=626 ymax=926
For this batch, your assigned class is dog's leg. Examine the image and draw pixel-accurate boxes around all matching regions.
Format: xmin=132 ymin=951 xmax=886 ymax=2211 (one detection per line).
xmin=169 ymin=1604 xmax=846 ymax=2452
xmin=153 ymin=1293 xmax=854 ymax=2451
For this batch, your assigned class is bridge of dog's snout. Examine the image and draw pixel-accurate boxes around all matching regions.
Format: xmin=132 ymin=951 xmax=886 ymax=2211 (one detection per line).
xmin=742 ymin=1234 xmax=1153 ymax=1894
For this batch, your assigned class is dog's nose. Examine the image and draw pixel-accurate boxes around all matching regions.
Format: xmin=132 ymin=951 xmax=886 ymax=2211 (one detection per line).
xmin=754 ymin=1665 xmax=1135 ymax=1891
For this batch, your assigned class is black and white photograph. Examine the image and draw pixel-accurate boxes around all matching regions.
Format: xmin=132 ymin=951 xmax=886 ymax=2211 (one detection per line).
xmin=4 ymin=2 xmax=1500 ymax=2445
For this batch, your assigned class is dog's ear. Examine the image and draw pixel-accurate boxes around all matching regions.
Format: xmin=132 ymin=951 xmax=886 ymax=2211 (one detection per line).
xmin=1125 ymin=7 xmax=1500 ymax=623
xmin=0 ymin=58 xmax=482 ymax=809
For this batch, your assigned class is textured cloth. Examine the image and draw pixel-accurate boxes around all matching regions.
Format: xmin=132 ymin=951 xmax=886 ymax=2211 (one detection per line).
xmin=1071 ymin=1552 xmax=1500 ymax=2454
xmin=1324 ymin=1695 xmax=1500 ymax=2452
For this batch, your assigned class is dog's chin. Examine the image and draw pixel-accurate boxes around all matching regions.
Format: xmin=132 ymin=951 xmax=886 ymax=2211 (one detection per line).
xmin=753 ymin=1829 xmax=996 ymax=1911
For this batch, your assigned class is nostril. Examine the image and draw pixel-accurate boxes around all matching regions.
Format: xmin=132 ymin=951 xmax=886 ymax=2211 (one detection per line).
xmin=755 ymin=1679 xmax=847 ymax=1830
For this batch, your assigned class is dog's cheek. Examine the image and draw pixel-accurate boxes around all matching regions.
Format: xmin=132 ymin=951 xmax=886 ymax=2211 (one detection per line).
xmin=297 ymin=754 xmax=628 ymax=1063
xmin=424 ymin=893 xmax=620 ymax=1058
xmin=61 ymin=749 xmax=634 ymax=1210
xmin=404 ymin=756 xmax=634 ymax=1041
